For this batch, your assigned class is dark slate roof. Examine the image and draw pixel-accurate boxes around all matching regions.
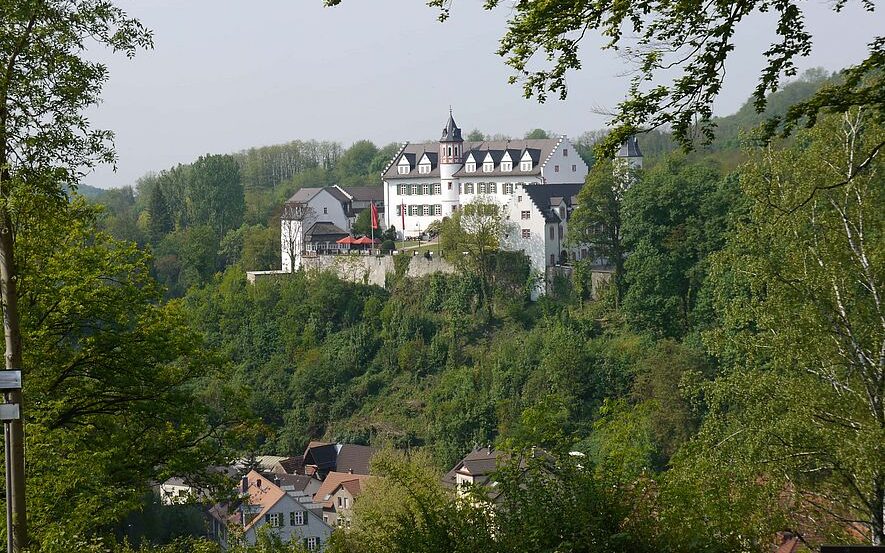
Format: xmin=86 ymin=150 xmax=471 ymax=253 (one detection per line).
xmin=442 ymin=447 xmax=502 ymax=486
xmin=278 ymin=457 xmax=305 ymax=475
xmin=325 ymin=186 xmax=351 ymax=203
xmin=523 ymin=183 xmax=584 ymax=223
xmin=305 ymin=222 xmax=348 ymax=239
xmin=335 ymin=444 xmax=376 ymax=476
xmin=418 ymin=151 xmax=439 ymax=167
xmin=617 ymin=135 xmax=643 ymax=158
xmin=286 ymin=187 xmax=323 ymax=204
xmin=275 ymin=474 xmax=316 ymax=492
xmin=384 ymin=139 xmax=560 ymax=180
xmin=440 ymin=113 xmax=462 ymax=142
xmin=343 ymin=186 xmax=384 ymax=202
xmin=304 ymin=442 xmax=338 ymax=470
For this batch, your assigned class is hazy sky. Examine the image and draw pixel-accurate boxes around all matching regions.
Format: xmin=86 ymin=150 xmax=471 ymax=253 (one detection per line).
xmin=85 ymin=0 xmax=882 ymax=189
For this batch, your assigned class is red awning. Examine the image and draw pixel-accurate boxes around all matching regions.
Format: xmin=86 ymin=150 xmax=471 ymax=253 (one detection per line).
xmin=352 ymin=236 xmax=379 ymax=245
xmin=336 ymin=236 xmax=356 ymax=245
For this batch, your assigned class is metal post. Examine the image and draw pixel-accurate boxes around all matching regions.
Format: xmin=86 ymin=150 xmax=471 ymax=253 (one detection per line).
xmin=4 ymin=421 xmax=10 ymax=553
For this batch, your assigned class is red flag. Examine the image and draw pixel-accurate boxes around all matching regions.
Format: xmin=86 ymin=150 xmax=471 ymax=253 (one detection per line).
xmin=370 ymin=201 xmax=379 ymax=230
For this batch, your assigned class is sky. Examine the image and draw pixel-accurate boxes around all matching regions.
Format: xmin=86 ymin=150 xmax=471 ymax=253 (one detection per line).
xmin=85 ymin=0 xmax=883 ymax=189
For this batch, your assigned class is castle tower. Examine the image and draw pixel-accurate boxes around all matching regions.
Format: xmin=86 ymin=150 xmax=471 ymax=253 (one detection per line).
xmin=614 ymin=135 xmax=643 ymax=194
xmin=439 ymin=109 xmax=463 ymax=213
xmin=616 ymin=135 xmax=643 ymax=170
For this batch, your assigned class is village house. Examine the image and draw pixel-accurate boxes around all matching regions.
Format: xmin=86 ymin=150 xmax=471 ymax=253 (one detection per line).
xmin=302 ymin=441 xmax=376 ymax=479
xmin=280 ymin=186 xmax=384 ymax=272
xmin=313 ymin=471 xmax=374 ymax=527
xmin=442 ymin=446 xmax=503 ymax=501
xmin=208 ymin=470 xmax=332 ymax=551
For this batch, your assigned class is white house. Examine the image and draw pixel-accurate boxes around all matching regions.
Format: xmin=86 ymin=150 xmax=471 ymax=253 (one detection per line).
xmin=280 ymin=186 xmax=384 ymax=272
xmin=501 ymin=183 xmax=584 ymax=275
xmin=208 ymin=470 xmax=332 ymax=551
xmin=381 ymin=112 xmax=589 ymax=239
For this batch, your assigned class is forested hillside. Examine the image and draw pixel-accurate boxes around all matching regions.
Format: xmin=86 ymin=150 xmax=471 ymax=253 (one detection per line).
xmin=88 ymin=70 xmax=829 ymax=300
xmin=34 ymin=68 xmax=880 ymax=551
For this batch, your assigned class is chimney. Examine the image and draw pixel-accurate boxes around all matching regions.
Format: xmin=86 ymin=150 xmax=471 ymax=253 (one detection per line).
xmin=241 ymin=476 xmax=249 ymax=494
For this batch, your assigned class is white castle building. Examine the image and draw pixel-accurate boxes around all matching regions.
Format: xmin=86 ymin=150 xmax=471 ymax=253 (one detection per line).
xmin=382 ymin=112 xmax=592 ymax=238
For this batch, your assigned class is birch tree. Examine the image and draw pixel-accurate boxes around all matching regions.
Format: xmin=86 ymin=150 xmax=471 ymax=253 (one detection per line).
xmin=702 ymin=109 xmax=884 ymax=544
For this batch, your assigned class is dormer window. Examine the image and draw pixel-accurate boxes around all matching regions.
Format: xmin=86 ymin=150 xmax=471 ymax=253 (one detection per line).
xmin=501 ymin=161 xmax=512 ymax=171
xmin=520 ymin=161 xmax=532 ymax=171
xmin=466 ymin=162 xmax=476 ymax=172
xmin=419 ymin=164 xmax=431 ymax=174
xmin=483 ymin=162 xmax=493 ymax=172
xmin=398 ymin=165 xmax=409 ymax=175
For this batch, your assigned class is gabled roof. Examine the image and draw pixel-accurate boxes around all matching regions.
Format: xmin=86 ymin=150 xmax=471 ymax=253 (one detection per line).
xmin=286 ymin=187 xmax=323 ymax=204
xmin=314 ymin=472 xmax=374 ymax=509
xmin=442 ymin=446 xmax=502 ymax=486
xmin=278 ymin=456 xmax=304 ymax=475
xmin=305 ymin=222 xmax=348 ymax=238
xmin=617 ymin=135 xmax=643 ymax=158
xmin=242 ymin=470 xmax=286 ymax=531
xmin=325 ymin=186 xmax=351 ymax=203
xmin=522 ymin=183 xmax=583 ymax=223
xmin=453 ymin=140 xmax=553 ymax=177
xmin=335 ymin=444 xmax=376 ymax=475
xmin=342 ymin=186 xmax=384 ymax=202
xmin=304 ymin=442 xmax=337 ymax=470
xmin=275 ymin=473 xmax=318 ymax=492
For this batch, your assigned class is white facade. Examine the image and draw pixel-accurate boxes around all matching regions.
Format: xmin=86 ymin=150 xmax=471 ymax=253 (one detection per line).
xmin=281 ymin=187 xmax=352 ymax=272
xmin=381 ymin=115 xmax=588 ymax=239
xmin=243 ymin=493 xmax=331 ymax=550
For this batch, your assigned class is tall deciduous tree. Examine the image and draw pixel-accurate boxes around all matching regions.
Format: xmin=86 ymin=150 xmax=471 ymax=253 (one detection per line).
xmin=620 ymin=156 xmax=735 ymax=338
xmin=569 ymin=159 xmax=631 ymax=299
xmin=187 ymin=154 xmax=244 ymax=238
xmin=0 ymin=2 xmax=151 ymax=548
xmin=17 ymin=196 xmax=234 ymax=542
xmin=704 ymin=109 xmax=884 ymax=544
xmin=439 ymin=196 xmax=512 ymax=318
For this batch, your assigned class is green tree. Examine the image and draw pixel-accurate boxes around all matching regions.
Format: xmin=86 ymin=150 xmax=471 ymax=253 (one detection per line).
xmin=466 ymin=129 xmax=486 ymax=141
xmin=0 ymin=2 xmax=152 ymax=548
xmin=149 ymin=185 xmax=174 ymax=243
xmin=351 ymin=208 xmax=372 ymax=237
xmin=620 ymin=156 xmax=735 ymax=338
xmin=523 ymin=128 xmax=549 ymax=139
xmin=17 ymin=197 xmax=234 ymax=543
xmin=368 ymin=142 xmax=402 ymax=175
xmin=439 ymin=197 xmax=512 ymax=318
xmin=703 ymin=109 xmax=885 ymax=544
xmin=335 ymin=140 xmax=378 ymax=184
xmin=187 ymin=154 xmax=245 ymax=237
xmin=328 ymin=450 xmax=495 ymax=553
xmin=569 ymin=159 xmax=633 ymax=299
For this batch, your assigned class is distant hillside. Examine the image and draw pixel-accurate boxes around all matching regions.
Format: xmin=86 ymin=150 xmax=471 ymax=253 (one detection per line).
xmin=67 ymin=183 xmax=106 ymax=199
xmin=711 ymin=67 xmax=832 ymax=151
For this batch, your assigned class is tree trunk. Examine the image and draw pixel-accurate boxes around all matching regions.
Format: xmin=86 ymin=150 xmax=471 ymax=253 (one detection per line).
xmin=873 ymin=477 xmax=884 ymax=545
xmin=0 ymin=192 xmax=27 ymax=551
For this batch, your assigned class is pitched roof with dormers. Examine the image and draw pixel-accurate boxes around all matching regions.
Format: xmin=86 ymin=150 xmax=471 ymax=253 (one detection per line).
xmin=383 ymin=139 xmax=561 ymax=180
xmin=522 ymin=183 xmax=583 ymax=223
